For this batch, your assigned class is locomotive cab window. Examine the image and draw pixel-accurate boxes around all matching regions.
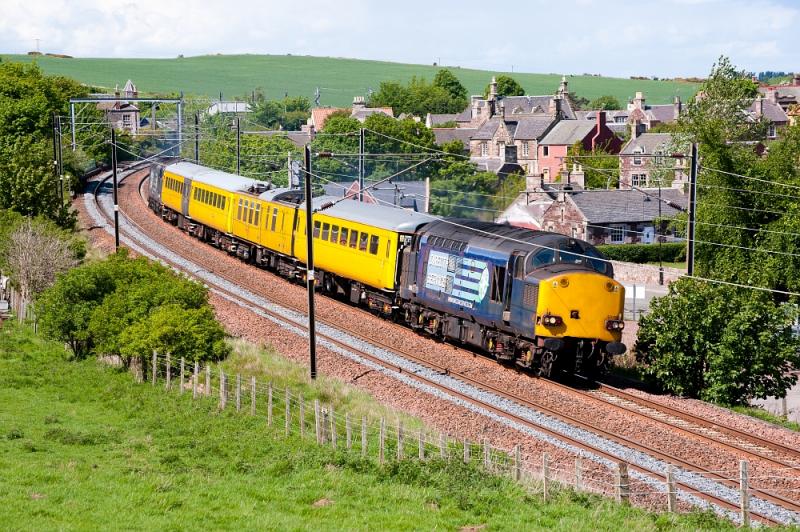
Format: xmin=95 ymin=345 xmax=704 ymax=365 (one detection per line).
xmin=369 ymin=235 xmax=379 ymax=255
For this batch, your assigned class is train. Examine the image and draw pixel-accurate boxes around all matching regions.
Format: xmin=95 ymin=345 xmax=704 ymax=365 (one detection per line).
xmin=148 ymin=161 xmax=626 ymax=377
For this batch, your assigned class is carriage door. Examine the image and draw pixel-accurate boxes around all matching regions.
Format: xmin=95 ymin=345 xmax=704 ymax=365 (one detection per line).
xmin=508 ymin=252 xmax=529 ymax=328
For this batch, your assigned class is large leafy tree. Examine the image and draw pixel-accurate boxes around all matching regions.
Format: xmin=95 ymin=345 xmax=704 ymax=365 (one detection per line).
xmin=433 ymin=69 xmax=468 ymax=103
xmin=0 ymin=61 xmax=89 ymax=226
xmin=369 ymin=74 xmax=467 ymax=116
xmin=589 ymin=95 xmax=621 ymax=110
xmin=636 ymin=279 xmax=800 ymax=405
xmin=483 ymin=75 xmax=525 ymax=98
xmin=251 ymin=95 xmax=311 ymax=131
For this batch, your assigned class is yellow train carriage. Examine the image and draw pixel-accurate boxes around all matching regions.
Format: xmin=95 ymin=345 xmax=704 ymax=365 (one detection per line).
xmin=246 ymin=188 xmax=298 ymax=258
xmin=161 ymin=169 xmax=187 ymax=214
xmin=293 ymin=197 xmax=430 ymax=292
xmin=230 ymin=194 xmax=264 ymax=246
xmin=189 ymin=182 xmax=234 ymax=234
xmin=534 ymin=272 xmax=625 ymax=343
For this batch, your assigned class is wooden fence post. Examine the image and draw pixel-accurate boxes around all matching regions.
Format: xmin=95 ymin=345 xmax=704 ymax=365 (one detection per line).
xmin=314 ymin=400 xmax=321 ymax=444
xmin=267 ymin=382 xmax=273 ymax=426
xmin=235 ymin=374 xmax=241 ymax=411
xmin=166 ymin=353 xmax=172 ymax=390
xmin=542 ymin=453 xmax=550 ymax=502
xmin=345 ymin=414 xmax=352 ymax=451
xmin=219 ymin=370 xmax=226 ymax=409
xmin=396 ymin=420 xmax=404 ymax=461
xmin=192 ymin=361 xmax=198 ymax=399
xmin=179 ymin=357 xmax=185 ymax=394
xmin=284 ymin=389 xmax=290 ymax=436
xmin=299 ymin=393 xmax=305 ymax=439
xmin=439 ymin=434 xmax=447 ymax=460
xmin=463 ymin=439 xmax=470 ymax=464
xmin=617 ymin=462 xmax=630 ymax=504
xmin=151 ymin=351 xmax=157 ymax=385
xmin=575 ymin=457 xmax=583 ymax=492
xmin=740 ymin=460 xmax=750 ymax=528
xmin=419 ymin=431 xmax=425 ymax=461
xmin=666 ymin=466 xmax=676 ymax=513
xmin=379 ymin=417 xmax=386 ymax=465
xmin=250 ymin=376 xmax=256 ymax=416
xmin=330 ymin=406 xmax=337 ymax=449
xmin=205 ymin=365 xmax=211 ymax=396
xmin=361 ymin=416 xmax=367 ymax=457
xmin=483 ymin=438 xmax=490 ymax=470
xmin=514 ymin=445 xmax=521 ymax=481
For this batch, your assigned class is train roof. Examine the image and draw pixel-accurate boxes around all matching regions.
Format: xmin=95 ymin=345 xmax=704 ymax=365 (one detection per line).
xmin=303 ymin=195 xmax=432 ymax=233
xmin=164 ymin=162 xmax=261 ymax=193
xmin=420 ymin=219 xmax=587 ymax=254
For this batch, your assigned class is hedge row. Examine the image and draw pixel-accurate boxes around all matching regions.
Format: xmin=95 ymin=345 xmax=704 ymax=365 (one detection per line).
xmin=596 ymin=242 xmax=686 ymax=264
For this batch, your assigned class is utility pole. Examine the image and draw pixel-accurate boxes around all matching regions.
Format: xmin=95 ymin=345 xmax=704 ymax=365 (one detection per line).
xmin=236 ymin=117 xmax=241 ymax=175
xmin=287 ymin=151 xmax=293 ymax=189
xmin=658 ymin=183 xmax=664 ymax=285
xmin=686 ymin=143 xmax=698 ymax=276
xmin=194 ymin=113 xmax=199 ymax=163
xmin=358 ymin=127 xmax=365 ymax=201
xmin=70 ymin=102 xmax=76 ymax=151
xmin=111 ymin=128 xmax=120 ymax=252
xmin=304 ymin=144 xmax=317 ymax=380
xmin=52 ymin=112 xmax=59 ymax=204
xmin=177 ymin=92 xmax=184 ymax=154
xmin=56 ymin=115 xmax=64 ymax=203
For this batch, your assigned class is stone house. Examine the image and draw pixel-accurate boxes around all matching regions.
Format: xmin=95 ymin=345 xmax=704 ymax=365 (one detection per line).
xmin=305 ymin=96 xmax=394 ymax=133
xmin=619 ymin=133 xmax=688 ymax=189
xmin=97 ymin=79 xmax=140 ymax=135
xmin=747 ymin=94 xmax=790 ymax=139
xmin=498 ymin=185 xmax=686 ymax=245
xmin=536 ymin=111 xmax=623 ymax=183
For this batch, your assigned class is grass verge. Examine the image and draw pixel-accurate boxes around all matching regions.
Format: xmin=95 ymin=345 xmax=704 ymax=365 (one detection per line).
xmin=0 ymin=321 xmax=736 ymax=530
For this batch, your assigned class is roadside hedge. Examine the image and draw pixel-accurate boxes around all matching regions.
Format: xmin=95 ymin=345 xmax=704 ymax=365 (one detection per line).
xmin=596 ymin=242 xmax=686 ymax=264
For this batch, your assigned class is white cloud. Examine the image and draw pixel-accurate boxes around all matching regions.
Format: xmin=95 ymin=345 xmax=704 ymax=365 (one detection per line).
xmin=0 ymin=0 xmax=797 ymax=77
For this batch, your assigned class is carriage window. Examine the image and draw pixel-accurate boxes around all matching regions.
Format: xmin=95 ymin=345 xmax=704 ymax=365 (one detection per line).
xmin=221 ymin=197 xmax=226 ymax=210
xmin=340 ymin=227 xmax=349 ymax=246
xmin=271 ymin=208 xmax=278 ymax=231
xmin=369 ymin=235 xmax=379 ymax=255
xmin=237 ymin=199 xmax=243 ymax=221
xmin=248 ymin=203 xmax=255 ymax=225
xmin=359 ymin=233 xmax=369 ymax=252
xmin=490 ymin=265 xmax=506 ymax=302
xmin=313 ymin=221 xmax=321 ymax=238
xmin=193 ymin=188 xmax=198 ymax=200
xmin=386 ymin=239 xmax=391 ymax=258
xmin=254 ymin=204 xmax=261 ymax=226
xmin=322 ymin=223 xmax=330 ymax=241
xmin=280 ymin=213 xmax=285 ymax=231
xmin=349 ymin=230 xmax=358 ymax=248
xmin=331 ymin=225 xmax=339 ymax=244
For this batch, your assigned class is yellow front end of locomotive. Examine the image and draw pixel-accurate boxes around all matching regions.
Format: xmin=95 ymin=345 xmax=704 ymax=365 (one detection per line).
xmin=534 ymin=272 xmax=625 ymax=342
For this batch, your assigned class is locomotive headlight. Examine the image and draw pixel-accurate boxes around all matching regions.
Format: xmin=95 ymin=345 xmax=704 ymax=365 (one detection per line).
xmin=605 ymin=282 xmax=619 ymax=292
xmin=542 ymin=314 xmax=563 ymax=327
xmin=559 ymin=278 xmax=569 ymax=288
xmin=605 ymin=319 xmax=625 ymax=331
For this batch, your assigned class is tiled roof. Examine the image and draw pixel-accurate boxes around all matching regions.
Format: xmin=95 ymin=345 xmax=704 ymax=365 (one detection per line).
xmin=455 ymin=108 xmax=473 ymax=122
xmin=428 ymin=113 xmax=458 ymax=125
xmin=570 ymin=188 xmax=687 ymax=224
xmin=311 ymin=107 xmax=347 ymax=129
xmin=748 ymin=99 xmax=789 ymax=123
xmin=512 ymin=116 xmax=557 ymax=140
xmin=539 ymin=120 xmax=595 ymax=146
xmin=472 ymin=118 xmax=502 ymax=140
xmin=432 ymin=128 xmax=476 ymax=146
xmin=647 ymin=104 xmax=678 ymax=123
xmin=621 ymin=133 xmax=676 ymax=155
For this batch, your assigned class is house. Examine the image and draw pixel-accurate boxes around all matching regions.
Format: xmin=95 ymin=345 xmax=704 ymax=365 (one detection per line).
xmin=498 ymin=185 xmax=686 ymax=245
xmin=432 ymin=127 xmax=476 ymax=152
xmin=350 ymin=96 xmax=394 ymax=122
xmin=747 ymin=94 xmax=790 ymax=139
xmin=536 ymin=111 xmax=623 ymax=183
xmin=206 ymin=101 xmax=252 ymax=116
xmin=576 ymin=92 xmax=683 ymax=137
xmin=758 ymin=73 xmax=800 ymax=112
xmin=96 ymin=79 xmax=140 ymax=134
xmin=305 ymin=97 xmax=394 ymax=133
xmin=619 ymin=133 xmax=688 ymax=189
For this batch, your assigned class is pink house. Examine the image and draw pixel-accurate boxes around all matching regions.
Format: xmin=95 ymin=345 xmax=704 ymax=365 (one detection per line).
xmin=536 ymin=111 xmax=622 ymax=183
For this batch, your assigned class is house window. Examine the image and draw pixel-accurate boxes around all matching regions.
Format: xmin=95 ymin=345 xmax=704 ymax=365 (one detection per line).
xmin=572 ymin=227 xmax=578 ymax=239
xmin=654 ymin=149 xmax=664 ymax=166
xmin=615 ymin=116 xmax=626 ymax=123
xmin=632 ymin=174 xmax=644 ymax=187
xmin=122 ymin=114 xmax=131 ymax=127
xmin=768 ymin=124 xmax=777 ymax=138
xmin=480 ymin=142 xmax=488 ymax=157
xmin=498 ymin=141 xmax=505 ymax=156
xmin=543 ymin=146 xmax=549 ymax=157
xmin=522 ymin=142 xmax=529 ymax=157
xmin=633 ymin=147 xmax=643 ymax=166
xmin=610 ymin=226 xmax=625 ymax=244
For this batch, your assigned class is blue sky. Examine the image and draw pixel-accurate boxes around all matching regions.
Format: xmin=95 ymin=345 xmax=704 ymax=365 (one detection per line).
xmin=0 ymin=0 xmax=798 ymax=77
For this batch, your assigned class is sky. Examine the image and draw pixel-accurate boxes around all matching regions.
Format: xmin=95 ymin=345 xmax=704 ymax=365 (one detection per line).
xmin=0 ymin=0 xmax=798 ymax=78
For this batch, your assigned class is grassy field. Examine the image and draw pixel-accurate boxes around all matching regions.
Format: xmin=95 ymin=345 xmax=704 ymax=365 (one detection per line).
xmin=0 ymin=54 xmax=699 ymax=107
xmin=0 ymin=321 xmax=735 ymax=530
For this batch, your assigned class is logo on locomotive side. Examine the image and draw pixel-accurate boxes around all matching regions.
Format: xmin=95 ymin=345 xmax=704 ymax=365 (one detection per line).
xmin=424 ymin=250 xmax=489 ymax=309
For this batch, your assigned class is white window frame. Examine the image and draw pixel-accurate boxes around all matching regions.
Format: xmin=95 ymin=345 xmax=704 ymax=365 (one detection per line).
xmin=633 ymin=147 xmax=643 ymax=166
xmin=521 ymin=142 xmax=529 ymax=157
xmin=610 ymin=225 xmax=625 ymax=244
xmin=480 ymin=142 xmax=488 ymax=157
xmin=768 ymin=123 xmax=777 ymax=138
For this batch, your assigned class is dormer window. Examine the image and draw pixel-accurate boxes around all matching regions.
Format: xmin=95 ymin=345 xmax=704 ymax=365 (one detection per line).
xmin=633 ymin=147 xmax=644 ymax=166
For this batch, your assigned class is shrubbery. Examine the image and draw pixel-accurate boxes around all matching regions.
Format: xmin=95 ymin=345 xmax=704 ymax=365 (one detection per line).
xmin=596 ymin=242 xmax=685 ymax=264
xmin=36 ymin=251 xmax=228 ymax=366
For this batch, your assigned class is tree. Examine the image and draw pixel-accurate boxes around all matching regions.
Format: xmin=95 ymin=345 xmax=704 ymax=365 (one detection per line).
xmin=589 ymin=95 xmax=621 ymax=110
xmin=433 ymin=69 xmax=468 ymax=103
xmin=251 ymin=96 xmax=311 ymax=130
xmin=635 ymin=279 xmax=800 ymax=405
xmin=483 ymin=75 xmax=525 ymax=98
xmin=564 ymin=142 xmax=620 ymax=189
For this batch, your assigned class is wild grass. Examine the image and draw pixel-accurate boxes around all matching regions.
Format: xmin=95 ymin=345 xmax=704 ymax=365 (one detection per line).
xmin=0 ymin=321 xmax=737 ymax=530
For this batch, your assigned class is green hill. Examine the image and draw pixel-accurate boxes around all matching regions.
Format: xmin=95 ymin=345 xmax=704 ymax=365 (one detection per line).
xmin=1 ymin=53 xmax=698 ymax=107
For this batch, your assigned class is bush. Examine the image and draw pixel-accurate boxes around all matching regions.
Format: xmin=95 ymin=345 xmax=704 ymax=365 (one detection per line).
xmin=596 ymin=242 xmax=685 ymax=264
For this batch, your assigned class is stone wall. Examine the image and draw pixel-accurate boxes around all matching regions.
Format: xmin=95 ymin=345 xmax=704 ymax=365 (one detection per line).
xmin=611 ymin=261 xmax=682 ymax=286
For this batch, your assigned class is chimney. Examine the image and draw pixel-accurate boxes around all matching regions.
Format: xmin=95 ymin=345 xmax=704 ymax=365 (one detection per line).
xmin=596 ymin=110 xmax=606 ymax=132
xmin=114 ymin=83 xmax=120 ymax=98
xmin=353 ymin=96 xmax=366 ymax=110
xmin=499 ymin=99 xmax=505 ymax=119
xmin=793 ymin=72 xmax=800 ymax=86
xmin=634 ymin=91 xmax=645 ymax=109
xmin=756 ymin=96 xmax=764 ymax=117
xmin=570 ymin=163 xmax=585 ymax=188
xmin=558 ymin=75 xmax=568 ymax=96
xmin=673 ymin=95 xmax=682 ymax=120
xmin=489 ymin=76 xmax=497 ymax=100
xmin=767 ymin=88 xmax=778 ymax=104
xmin=549 ymin=96 xmax=562 ymax=118
xmin=630 ymin=120 xmax=642 ymax=139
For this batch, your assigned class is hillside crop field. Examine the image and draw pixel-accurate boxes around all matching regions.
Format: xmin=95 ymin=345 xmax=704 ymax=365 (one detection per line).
xmin=0 ymin=322 xmax=732 ymax=530
xmin=0 ymin=54 xmax=698 ymax=107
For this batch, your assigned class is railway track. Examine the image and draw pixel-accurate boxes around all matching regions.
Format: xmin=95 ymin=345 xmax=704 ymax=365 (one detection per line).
xmin=85 ymin=167 xmax=800 ymax=525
